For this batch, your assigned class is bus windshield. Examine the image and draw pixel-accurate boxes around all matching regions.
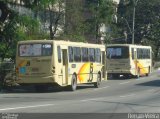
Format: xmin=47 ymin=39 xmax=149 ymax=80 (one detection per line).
xmin=19 ymin=43 xmax=52 ymax=57
xmin=107 ymin=46 xmax=129 ymax=59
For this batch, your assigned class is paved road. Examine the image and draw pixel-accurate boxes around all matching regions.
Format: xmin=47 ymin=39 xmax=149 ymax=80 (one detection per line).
xmin=0 ymin=70 xmax=160 ymax=118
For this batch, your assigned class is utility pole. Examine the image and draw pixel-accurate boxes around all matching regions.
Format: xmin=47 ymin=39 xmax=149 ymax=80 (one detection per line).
xmin=132 ymin=0 xmax=139 ymax=44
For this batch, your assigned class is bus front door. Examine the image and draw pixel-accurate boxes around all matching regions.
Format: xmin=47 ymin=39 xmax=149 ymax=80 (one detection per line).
xmin=62 ymin=49 xmax=68 ymax=85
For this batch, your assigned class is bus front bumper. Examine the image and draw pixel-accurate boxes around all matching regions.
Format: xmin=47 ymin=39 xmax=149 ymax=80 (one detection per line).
xmin=16 ymin=75 xmax=56 ymax=84
xmin=107 ymin=69 xmax=131 ymax=74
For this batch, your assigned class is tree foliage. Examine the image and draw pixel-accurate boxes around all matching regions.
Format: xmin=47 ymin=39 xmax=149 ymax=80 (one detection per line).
xmin=84 ymin=0 xmax=115 ymax=43
xmin=36 ymin=0 xmax=65 ymax=39
xmin=0 ymin=0 xmax=117 ymax=60
xmin=62 ymin=0 xmax=86 ymax=42
xmin=62 ymin=0 xmax=116 ymax=43
xmin=0 ymin=1 xmax=41 ymax=61
xmin=117 ymin=0 xmax=160 ymax=59
xmin=137 ymin=0 xmax=160 ymax=60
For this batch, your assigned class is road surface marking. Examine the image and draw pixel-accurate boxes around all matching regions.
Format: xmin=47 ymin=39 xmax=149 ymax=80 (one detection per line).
xmin=81 ymin=97 xmax=104 ymax=102
xmin=119 ymin=81 xmax=130 ymax=85
xmin=120 ymin=94 xmax=135 ymax=98
xmin=0 ymin=104 xmax=55 ymax=111
xmin=93 ymin=86 xmax=110 ymax=91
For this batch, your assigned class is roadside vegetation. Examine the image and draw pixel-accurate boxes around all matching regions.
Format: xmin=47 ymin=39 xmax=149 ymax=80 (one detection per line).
xmin=0 ymin=0 xmax=160 ymax=90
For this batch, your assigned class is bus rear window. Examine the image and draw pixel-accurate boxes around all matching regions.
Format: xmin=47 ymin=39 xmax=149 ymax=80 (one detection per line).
xmin=107 ymin=46 xmax=129 ymax=59
xmin=19 ymin=44 xmax=52 ymax=56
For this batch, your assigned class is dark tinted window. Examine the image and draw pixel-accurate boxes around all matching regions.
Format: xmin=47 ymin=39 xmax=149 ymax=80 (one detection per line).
xmin=137 ymin=48 xmax=150 ymax=59
xmin=95 ymin=48 xmax=101 ymax=62
xmin=69 ymin=46 xmax=74 ymax=62
xmin=89 ymin=48 xmax=95 ymax=62
xmin=73 ymin=47 xmax=81 ymax=62
xmin=82 ymin=48 xmax=89 ymax=62
xmin=107 ymin=46 xmax=129 ymax=59
xmin=57 ymin=46 xmax=61 ymax=63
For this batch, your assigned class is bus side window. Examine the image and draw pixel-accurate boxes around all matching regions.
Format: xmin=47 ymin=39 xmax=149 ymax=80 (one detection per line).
xmin=95 ymin=48 xmax=101 ymax=62
xmin=57 ymin=46 xmax=61 ymax=63
xmin=73 ymin=47 xmax=81 ymax=62
xmin=148 ymin=49 xmax=151 ymax=59
xmin=89 ymin=48 xmax=95 ymax=62
xmin=69 ymin=46 xmax=74 ymax=62
xmin=82 ymin=48 xmax=89 ymax=62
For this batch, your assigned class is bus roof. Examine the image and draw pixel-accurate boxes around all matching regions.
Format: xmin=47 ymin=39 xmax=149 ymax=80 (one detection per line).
xmin=106 ymin=44 xmax=151 ymax=48
xmin=18 ymin=40 xmax=105 ymax=48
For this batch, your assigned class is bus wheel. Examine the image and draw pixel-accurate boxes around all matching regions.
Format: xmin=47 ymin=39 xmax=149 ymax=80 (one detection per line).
xmin=94 ymin=73 xmax=101 ymax=88
xmin=124 ymin=74 xmax=130 ymax=79
xmin=70 ymin=74 xmax=77 ymax=91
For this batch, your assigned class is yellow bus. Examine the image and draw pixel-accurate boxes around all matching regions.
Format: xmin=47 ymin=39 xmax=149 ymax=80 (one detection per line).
xmin=106 ymin=44 xmax=152 ymax=78
xmin=16 ymin=40 xmax=106 ymax=91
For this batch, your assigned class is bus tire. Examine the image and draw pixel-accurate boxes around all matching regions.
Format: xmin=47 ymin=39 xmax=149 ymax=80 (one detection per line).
xmin=70 ymin=74 xmax=77 ymax=91
xmin=94 ymin=73 xmax=101 ymax=88
xmin=124 ymin=74 xmax=130 ymax=79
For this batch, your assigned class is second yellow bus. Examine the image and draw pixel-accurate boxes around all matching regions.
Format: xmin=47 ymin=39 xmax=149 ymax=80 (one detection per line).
xmin=106 ymin=44 xmax=152 ymax=78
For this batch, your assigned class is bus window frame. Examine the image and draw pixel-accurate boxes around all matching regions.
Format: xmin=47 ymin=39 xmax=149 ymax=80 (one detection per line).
xmin=107 ymin=46 xmax=129 ymax=59
xmin=18 ymin=43 xmax=53 ymax=57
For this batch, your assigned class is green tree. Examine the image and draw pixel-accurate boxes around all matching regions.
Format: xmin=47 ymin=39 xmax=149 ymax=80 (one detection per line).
xmin=0 ymin=12 xmax=39 ymax=60
xmin=0 ymin=1 xmax=39 ymax=88
xmin=136 ymin=0 xmax=160 ymax=60
xmin=117 ymin=0 xmax=160 ymax=60
xmin=63 ymin=0 xmax=87 ymax=42
xmin=117 ymin=0 xmax=134 ymax=43
xmin=63 ymin=0 xmax=116 ymax=43
xmin=85 ymin=0 xmax=115 ymax=43
xmin=33 ymin=0 xmax=65 ymax=40
xmin=0 ymin=0 xmax=40 ymax=60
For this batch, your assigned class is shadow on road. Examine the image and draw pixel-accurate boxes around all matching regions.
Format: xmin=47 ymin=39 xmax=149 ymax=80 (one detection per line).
xmin=136 ymin=79 xmax=160 ymax=87
xmin=0 ymin=84 xmax=96 ymax=93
